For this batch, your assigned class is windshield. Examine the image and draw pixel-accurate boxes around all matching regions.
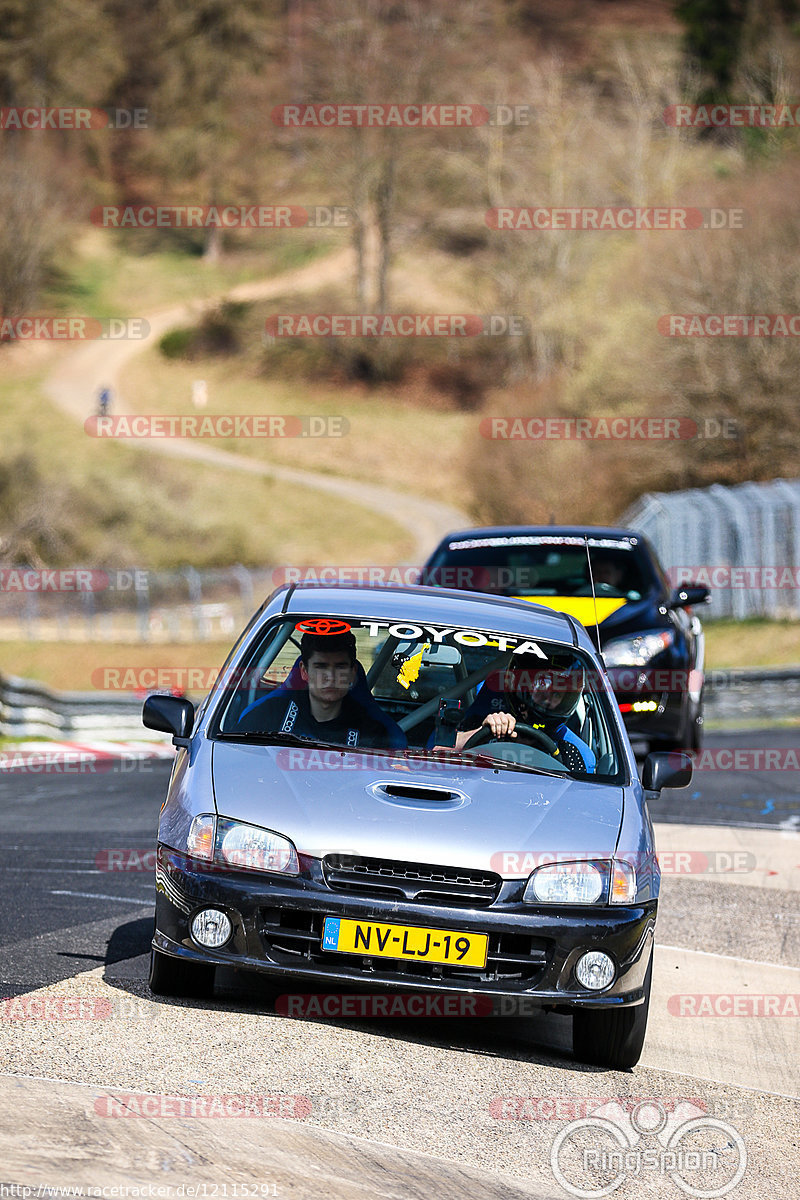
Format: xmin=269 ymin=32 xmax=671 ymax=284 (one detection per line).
xmin=425 ymin=535 xmax=654 ymax=602
xmin=211 ymin=612 xmax=625 ymax=782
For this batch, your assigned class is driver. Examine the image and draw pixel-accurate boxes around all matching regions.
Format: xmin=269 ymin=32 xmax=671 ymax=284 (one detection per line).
xmin=237 ymin=630 xmax=392 ymax=749
xmin=453 ymin=652 xmax=596 ymax=772
xmin=591 ymin=556 xmax=626 ymax=591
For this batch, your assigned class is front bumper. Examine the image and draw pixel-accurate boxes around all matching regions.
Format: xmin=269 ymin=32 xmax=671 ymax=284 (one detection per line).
xmin=155 ymin=846 xmax=656 ymax=1009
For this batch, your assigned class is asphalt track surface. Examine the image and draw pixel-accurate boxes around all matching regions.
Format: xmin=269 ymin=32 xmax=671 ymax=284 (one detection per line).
xmin=1 ymin=729 xmax=798 ymax=1198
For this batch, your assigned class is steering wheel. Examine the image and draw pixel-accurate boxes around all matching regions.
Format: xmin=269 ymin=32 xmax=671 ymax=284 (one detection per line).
xmin=462 ymin=722 xmax=559 ymax=757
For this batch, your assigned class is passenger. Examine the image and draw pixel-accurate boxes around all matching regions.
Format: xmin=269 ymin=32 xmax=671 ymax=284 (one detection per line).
xmin=237 ymin=630 xmax=394 ymax=749
xmin=453 ymin=652 xmax=596 ymax=772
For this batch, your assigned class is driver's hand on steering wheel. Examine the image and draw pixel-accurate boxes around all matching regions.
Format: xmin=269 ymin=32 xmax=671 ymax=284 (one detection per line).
xmin=482 ymin=711 xmax=516 ymax=739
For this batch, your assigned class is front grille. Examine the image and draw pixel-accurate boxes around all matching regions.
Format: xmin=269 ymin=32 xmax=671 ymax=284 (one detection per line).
xmin=258 ymin=909 xmax=549 ymax=984
xmin=323 ymin=854 xmax=501 ymax=907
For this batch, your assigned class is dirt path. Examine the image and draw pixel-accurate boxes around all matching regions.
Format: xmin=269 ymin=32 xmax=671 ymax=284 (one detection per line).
xmin=42 ymin=247 xmax=469 ymax=560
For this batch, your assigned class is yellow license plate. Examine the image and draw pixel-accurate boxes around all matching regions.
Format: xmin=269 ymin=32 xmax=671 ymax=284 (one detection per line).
xmin=321 ymin=917 xmax=488 ymax=968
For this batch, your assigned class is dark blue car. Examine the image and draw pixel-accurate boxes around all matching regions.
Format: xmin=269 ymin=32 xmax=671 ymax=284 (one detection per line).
xmin=421 ymin=526 xmax=710 ymax=752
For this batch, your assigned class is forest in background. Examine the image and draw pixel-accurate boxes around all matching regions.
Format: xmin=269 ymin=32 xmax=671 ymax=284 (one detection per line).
xmin=2 ymin=0 xmax=800 ymax=558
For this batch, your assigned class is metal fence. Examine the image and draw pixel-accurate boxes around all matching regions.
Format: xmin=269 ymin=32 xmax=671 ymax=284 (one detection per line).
xmin=2 ymin=478 xmax=799 ymax=641
xmin=623 ymin=478 xmax=800 ymax=619
xmin=0 ymin=566 xmax=273 ymax=644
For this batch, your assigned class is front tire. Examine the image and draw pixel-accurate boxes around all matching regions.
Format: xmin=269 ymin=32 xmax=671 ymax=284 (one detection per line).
xmin=149 ymin=945 xmax=216 ymax=999
xmin=572 ymin=957 xmax=652 ymax=1070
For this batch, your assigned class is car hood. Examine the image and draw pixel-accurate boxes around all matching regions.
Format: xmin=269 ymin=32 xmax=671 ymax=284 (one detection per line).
xmin=513 ymin=593 xmax=666 ymax=641
xmin=210 ymin=742 xmax=624 ymax=875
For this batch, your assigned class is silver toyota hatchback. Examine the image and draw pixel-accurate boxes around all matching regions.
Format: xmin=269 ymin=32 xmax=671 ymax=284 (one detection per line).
xmin=144 ymin=583 xmax=690 ymax=1069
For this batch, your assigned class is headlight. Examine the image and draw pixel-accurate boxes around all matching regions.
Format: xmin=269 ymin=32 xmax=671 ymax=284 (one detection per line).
xmin=217 ymin=819 xmax=299 ymax=875
xmin=603 ymin=629 xmax=674 ymax=668
xmin=523 ymin=862 xmax=604 ymax=905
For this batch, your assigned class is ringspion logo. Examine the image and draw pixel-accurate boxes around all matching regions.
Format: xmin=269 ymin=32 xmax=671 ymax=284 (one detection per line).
xmin=548 ymin=1100 xmax=746 ymax=1198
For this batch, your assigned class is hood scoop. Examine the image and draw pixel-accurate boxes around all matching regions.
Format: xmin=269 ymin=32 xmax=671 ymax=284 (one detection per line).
xmin=368 ymin=780 xmax=469 ymax=810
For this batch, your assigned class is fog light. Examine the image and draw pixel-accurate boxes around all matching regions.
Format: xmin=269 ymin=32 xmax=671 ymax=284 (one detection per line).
xmin=190 ymin=908 xmax=232 ymax=949
xmin=575 ymin=951 xmax=615 ymax=991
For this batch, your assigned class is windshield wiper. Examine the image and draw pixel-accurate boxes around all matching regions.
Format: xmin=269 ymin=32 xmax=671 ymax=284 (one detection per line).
xmin=216 ymin=730 xmax=349 ymax=752
xmin=397 ymin=746 xmax=567 ymax=778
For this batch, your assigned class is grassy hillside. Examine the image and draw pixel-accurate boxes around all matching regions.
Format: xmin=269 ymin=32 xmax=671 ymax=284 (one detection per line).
xmin=3 ymin=0 xmax=800 ymax=571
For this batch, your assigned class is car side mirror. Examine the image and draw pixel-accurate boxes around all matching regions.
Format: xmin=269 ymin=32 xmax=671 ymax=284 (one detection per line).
xmin=143 ymin=694 xmax=195 ymax=747
xmin=668 ymin=585 xmax=710 ymax=610
xmin=641 ymin=751 xmax=692 ymax=791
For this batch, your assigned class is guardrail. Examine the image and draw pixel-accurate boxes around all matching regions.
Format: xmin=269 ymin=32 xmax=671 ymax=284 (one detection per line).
xmin=0 ymin=673 xmax=162 ymax=741
xmin=2 ymin=667 xmax=798 ymax=741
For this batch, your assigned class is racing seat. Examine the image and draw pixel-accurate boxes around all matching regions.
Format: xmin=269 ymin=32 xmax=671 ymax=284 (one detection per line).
xmin=241 ymin=657 xmax=407 ymax=749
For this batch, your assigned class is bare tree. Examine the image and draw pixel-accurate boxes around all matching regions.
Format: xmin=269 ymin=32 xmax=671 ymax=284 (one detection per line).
xmin=0 ymin=149 xmax=66 ymax=320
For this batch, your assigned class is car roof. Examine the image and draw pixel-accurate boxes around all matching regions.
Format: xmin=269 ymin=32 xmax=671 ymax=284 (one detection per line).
xmin=434 ymin=524 xmax=644 ymax=544
xmin=265 ymin=581 xmax=592 ymax=652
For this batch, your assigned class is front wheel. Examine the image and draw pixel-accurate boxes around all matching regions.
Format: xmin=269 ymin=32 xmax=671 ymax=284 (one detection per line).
xmin=149 ymin=945 xmax=216 ymax=999
xmin=572 ymin=956 xmax=652 ymax=1070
